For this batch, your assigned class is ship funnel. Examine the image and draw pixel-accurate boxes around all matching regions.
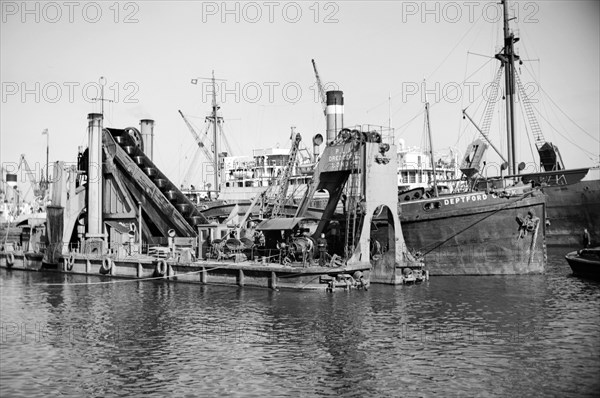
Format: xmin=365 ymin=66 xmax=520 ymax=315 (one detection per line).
xmin=5 ymin=173 xmax=17 ymax=187
xmin=140 ymin=119 xmax=155 ymax=161
xmin=325 ymin=90 xmax=344 ymax=143
xmin=312 ymin=134 xmax=323 ymax=161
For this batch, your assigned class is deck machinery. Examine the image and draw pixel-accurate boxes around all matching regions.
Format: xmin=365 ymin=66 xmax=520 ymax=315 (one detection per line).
xmin=287 ymin=126 xmax=424 ymax=284
xmin=252 ymin=90 xmax=425 ymax=284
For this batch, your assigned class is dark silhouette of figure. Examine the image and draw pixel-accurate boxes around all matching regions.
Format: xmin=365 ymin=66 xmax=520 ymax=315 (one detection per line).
xmin=317 ymin=233 xmax=328 ymax=266
xmin=583 ymin=228 xmax=591 ymax=248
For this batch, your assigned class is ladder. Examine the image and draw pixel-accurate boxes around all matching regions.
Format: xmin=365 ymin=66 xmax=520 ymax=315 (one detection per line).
xmin=481 ymin=66 xmax=504 ymax=138
xmin=515 ymin=72 xmax=544 ymax=149
xmin=343 ymin=148 xmax=361 ymax=259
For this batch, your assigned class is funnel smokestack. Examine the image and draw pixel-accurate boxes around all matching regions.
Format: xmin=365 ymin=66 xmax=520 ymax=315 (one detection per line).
xmin=140 ymin=119 xmax=155 ymax=161
xmin=87 ymin=113 xmax=103 ymax=237
xmin=5 ymin=173 xmax=17 ymax=187
xmin=326 ymin=90 xmax=343 ymax=143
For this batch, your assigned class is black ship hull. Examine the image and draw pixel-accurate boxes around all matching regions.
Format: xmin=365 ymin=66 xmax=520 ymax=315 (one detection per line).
xmin=543 ymin=179 xmax=600 ymax=247
xmin=399 ymin=191 xmax=546 ymax=275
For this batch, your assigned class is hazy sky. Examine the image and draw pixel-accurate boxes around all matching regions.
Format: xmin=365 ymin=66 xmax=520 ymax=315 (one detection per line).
xmin=1 ymin=0 xmax=599 ymax=196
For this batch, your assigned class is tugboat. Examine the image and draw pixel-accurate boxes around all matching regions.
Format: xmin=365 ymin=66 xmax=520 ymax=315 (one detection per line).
xmin=565 ymin=247 xmax=600 ymax=281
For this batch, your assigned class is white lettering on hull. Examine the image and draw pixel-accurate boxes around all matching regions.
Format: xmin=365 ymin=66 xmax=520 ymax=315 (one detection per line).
xmin=442 ymin=194 xmax=488 ymax=206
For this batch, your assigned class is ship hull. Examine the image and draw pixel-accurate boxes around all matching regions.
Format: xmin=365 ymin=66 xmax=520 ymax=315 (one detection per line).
xmin=543 ymin=179 xmax=600 ymax=247
xmin=399 ymin=191 xmax=546 ymax=275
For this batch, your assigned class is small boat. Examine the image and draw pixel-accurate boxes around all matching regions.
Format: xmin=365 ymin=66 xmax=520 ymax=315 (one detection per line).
xmin=565 ymin=247 xmax=600 ymax=280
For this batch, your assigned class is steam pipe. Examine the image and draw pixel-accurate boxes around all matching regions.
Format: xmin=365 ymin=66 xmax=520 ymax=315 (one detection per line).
xmin=87 ymin=113 xmax=103 ymax=237
xmin=140 ymin=119 xmax=155 ymax=161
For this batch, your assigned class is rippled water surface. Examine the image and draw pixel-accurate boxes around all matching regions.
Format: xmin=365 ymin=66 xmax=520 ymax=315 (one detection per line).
xmin=1 ymin=247 xmax=599 ymax=397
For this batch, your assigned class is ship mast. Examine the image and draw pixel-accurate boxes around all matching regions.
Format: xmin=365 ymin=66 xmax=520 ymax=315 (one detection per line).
xmin=425 ymin=102 xmax=439 ymax=197
xmin=211 ymin=70 xmax=219 ymax=196
xmin=495 ymin=0 xmax=520 ymax=175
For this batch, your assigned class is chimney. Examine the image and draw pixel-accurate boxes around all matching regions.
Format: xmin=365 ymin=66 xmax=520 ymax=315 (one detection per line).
xmin=140 ymin=119 xmax=155 ymax=161
xmin=325 ymin=91 xmax=344 ymax=143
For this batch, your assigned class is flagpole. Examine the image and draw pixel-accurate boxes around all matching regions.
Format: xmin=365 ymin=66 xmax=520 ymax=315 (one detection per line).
xmin=46 ymin=129 xmax=49 ymax=183
xmin=42 ymin=129 xmax=49 ymax=185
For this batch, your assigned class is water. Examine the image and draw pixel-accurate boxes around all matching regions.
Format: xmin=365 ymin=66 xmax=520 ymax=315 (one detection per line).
xmin=1 ymin=247 xmax=599 ymax=397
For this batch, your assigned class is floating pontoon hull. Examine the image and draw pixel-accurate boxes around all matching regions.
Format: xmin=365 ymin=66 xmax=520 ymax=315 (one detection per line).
xmin=0 ymin=251 xmax=370 ymax=290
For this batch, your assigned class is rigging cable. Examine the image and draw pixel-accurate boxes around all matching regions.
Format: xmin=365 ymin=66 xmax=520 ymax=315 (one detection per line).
xmin=514 ymin=71 xmax=543 ymax=163
xmin=517 ymin=87 xmax=539 ymax=167
xmin=521 ymin=64 xmax=599 ymax=143
xmin=534 ymin=111 xmax=597 ymax=162
xmin=370 ymin=14 xmax=485 ymax=115
xmin=395 ymin=57 xmax=496 ymax=139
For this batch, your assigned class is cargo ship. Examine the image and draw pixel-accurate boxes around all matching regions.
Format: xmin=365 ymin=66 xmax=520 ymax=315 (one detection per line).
xmin=469 ymin=0 xmax=599 ymax=248
xmin=397 ymin=102 xmax=546 ymax=275
xmin=397 ymin=0 xmax=600 ymax=271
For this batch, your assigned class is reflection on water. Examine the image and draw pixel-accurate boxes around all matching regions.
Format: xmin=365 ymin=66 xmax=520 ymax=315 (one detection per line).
xmin=1 ymin=247 xmax=599 ymax=397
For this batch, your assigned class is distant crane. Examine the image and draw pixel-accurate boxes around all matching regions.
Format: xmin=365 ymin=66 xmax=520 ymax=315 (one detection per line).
xmin=311 ymin=59 xmax=327 ymax=118
xmin=234 ymin=130 xmax=304 ymax=233
xmin=19 ymin=154 xmax=46 ymax=197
